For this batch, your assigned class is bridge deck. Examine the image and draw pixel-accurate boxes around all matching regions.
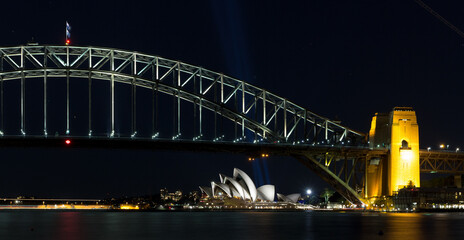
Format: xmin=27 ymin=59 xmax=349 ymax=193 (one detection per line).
xmin=0 ymin=136 xmax=385 ymax=157
xmin=2 ymin=137 xmax=462 ymax=174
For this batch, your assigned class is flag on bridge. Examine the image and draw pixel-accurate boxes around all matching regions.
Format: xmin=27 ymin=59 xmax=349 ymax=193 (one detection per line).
xmin=66 ymin=21 xmax=71 ymax=45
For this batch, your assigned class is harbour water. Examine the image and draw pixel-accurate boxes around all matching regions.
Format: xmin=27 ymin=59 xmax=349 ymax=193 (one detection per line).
xmin=1 ymin=211 xmax=464 ymax=240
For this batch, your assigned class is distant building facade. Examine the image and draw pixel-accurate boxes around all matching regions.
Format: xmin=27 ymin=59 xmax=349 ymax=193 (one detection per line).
xmin=393 ymin=187 xmax=464 ymax=211
xmin=160 ymin=188 xmax=183 ymax=202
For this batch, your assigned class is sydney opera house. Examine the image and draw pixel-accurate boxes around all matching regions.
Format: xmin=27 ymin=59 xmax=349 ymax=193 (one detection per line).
xmin=198 ymin=168 xmax=302 ymax=209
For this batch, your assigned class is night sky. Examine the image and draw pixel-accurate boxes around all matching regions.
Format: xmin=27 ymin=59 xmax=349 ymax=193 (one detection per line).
xmin=1 ymin=0 xmax=464 ymax=199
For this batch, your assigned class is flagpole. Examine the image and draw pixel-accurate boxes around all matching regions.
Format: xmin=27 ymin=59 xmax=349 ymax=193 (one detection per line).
xmin=66 ymin=21 xmax=71 ymax=45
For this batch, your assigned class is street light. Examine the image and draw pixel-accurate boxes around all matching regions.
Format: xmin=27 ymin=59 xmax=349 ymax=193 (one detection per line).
xmin=305 ymin=189 xmax=312 ymax=205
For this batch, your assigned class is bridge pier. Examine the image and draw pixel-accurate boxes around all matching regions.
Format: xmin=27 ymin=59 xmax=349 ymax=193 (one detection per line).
xmin=366 ymin=107 xmax=420 ymax=198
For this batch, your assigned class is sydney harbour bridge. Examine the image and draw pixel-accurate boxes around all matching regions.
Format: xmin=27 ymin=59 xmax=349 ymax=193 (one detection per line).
xmin=0 ymin=45 xmax=463 ymax=205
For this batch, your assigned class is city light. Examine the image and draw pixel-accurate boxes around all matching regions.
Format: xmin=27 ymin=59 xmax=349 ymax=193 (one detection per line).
xmin=65 ymin=139 xmax=71 ymax=145
xmin=306 ymin=189 xmax=312 ymax=195
xmin=440 ymin=144 xmax=445 ymax=149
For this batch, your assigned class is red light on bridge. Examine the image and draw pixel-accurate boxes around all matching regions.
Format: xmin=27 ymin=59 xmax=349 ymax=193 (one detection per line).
xmin=66 ymin=39 xmax=70 ymax=45
xmin=65 ymin=139 xmax=71 ymax=145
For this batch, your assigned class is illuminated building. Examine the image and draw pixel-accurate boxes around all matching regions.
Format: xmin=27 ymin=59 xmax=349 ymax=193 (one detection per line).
xmin=160 ymin=188 xmax=167 ymax=199
xmin=276 ymin=193 xmax=300 ymax=203
xmin=366 ymin=107 xmax=420 ymax=198
xmin=393 ymin=187 xmax=464 ymax=211
xmin=160 ymin=188 xmax=183 ymax=202
xmin=199 ymin=168 xmax=300 ymax=203
xmin=120 ymin=204 xmax=140 ymax=210
xmin=188 ymin=191 xmax=200 ymax=202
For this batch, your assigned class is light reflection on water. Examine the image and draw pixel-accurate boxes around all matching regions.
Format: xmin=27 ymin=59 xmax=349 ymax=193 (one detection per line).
xmin=1 ymin=211 xmax=464 ymax=240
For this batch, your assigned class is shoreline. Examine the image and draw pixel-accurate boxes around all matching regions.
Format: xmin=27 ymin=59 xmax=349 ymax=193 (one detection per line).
xmin=2 ymin=207 xmax=464 ymax=213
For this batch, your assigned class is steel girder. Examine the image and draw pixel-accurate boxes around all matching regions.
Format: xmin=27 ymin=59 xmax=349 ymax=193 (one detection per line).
xmin=295 ymin=149 xmax=387 ymax=205
xmin=0 ymin=45 xmax=366 ymax=145
xmin=420 ymin=150 xmax=464 ymax=174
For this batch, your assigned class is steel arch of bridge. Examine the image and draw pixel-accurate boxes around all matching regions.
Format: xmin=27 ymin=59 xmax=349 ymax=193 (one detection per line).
xmin=0 ymin=45 xmax=370 ymax=205
xmin=0 ymin=45 xmax=365 ymax=144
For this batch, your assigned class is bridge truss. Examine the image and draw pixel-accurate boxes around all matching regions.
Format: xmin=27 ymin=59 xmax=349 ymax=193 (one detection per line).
xmin=0 ymin=45 xmax=365 ymax=144
xmin=420 ymin=150 xmax=464 ymax=174
xmin=295 ymin=148 xmax=387 ymax=205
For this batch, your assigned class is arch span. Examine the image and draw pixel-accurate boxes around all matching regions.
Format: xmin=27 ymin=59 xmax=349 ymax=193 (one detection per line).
xmin=0 ymin=45 xmax=365 ymax=144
